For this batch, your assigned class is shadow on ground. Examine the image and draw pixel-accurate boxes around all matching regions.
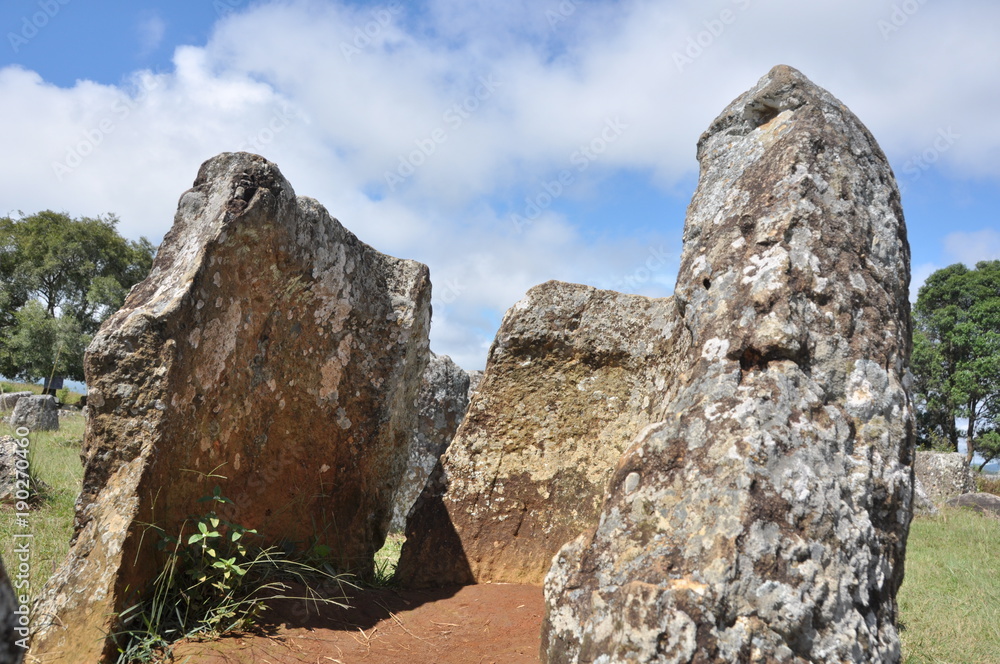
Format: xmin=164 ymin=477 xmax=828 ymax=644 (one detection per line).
xmin=169 ymin=583 xmax=544 ymax=664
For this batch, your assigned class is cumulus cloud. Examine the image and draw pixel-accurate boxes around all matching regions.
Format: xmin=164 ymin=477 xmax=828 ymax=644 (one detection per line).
xmin=1 ymin=0 xmax=999 ymax=368
xmin=944 ymin=229 xmax=1000 ymax=267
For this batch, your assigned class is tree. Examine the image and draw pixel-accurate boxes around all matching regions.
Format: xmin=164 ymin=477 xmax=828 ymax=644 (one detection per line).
xmin=912 ymin=261 xmax=1000 ymax=469
xmin=0 ymin=211 xmax=156 ymax=384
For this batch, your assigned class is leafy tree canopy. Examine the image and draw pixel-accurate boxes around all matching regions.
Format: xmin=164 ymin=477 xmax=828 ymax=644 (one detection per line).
xmin=0 ymin=211 xmax=156 ymax=383
xmin=912 ymin=260 xmax=1000 ymax=469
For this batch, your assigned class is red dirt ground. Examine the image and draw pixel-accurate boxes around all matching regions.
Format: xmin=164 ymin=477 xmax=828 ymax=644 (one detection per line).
xmin=168 ymin=583 xmax=544 ymax=664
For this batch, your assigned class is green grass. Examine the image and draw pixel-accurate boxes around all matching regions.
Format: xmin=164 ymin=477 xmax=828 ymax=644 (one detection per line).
xmin=975 ymin=473 xmax=1000 ymax=496
xmin=0 ymin=379 xmax=86 ymax=406
xmin=0 ymin=416 xmax=85 ymax=592
xmin=5 ymin=426 xmax=998 ymax=663
xmin=372 ymin=532 xmax=405 ymax=586
xmin=899 ymin=507 xmax=1000 ymax=664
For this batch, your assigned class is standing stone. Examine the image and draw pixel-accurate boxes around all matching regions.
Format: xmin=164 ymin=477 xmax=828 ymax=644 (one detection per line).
xmin=0 ymin=436 xmax=47 ymax=504
xmin=0 ymin=392 xmax=33 ymax=413
xmin=9 ymin=395 xmax=59 ymax=432
xmin=31 ymin=152 xmax=431 ymax=662
xmin=1 ymin=554 xmax=26 ymax=664
xmin=467 ymin=370 xmax=485 ymax=396
xmin=0 ymin=437 xmax=20 ymax=503
xmin=543 ymin=65 xmax=914 ymax=663
xmin=396 ymin=281 xmax=687 ymax=587
xmin=389 ymin=352 xmax=472 ymax=533
xmin=913 ymin=451 xmax=975 ymax=505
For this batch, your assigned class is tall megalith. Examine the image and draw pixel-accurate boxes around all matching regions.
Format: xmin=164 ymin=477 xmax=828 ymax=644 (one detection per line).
xmin=31 ymin=153 xmax=431 ymax=662
xmin=396 ymin=281 xmax=688 ymax=587
xmin=388 ymin=351 xmax=472 ymax=533
xmin=542 ymin=65 xmax=914 ymax=663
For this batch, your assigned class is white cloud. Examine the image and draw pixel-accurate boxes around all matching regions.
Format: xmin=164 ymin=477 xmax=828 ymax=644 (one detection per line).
xmin=944 ymin=229 xmax=1000 ymax=266
xmin=1 ymin=0 xmax=1000 ymax=368
xmin=137 ymin=12 xmax=167 ymax=56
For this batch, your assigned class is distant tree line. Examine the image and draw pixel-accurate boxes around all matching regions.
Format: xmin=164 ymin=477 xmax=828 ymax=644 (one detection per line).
xmin=0 ymin=211 xmax=155 ymax=388
xmin=912 ymin=260 xmax=1000 ymax=469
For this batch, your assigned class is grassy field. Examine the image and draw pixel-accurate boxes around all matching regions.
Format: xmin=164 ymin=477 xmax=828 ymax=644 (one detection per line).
xmin=898 ymin=507 xmax=1000 ymax=664
xmin=0 ymin=415 xmax=85 ymax=593
xmin=0 ymin=379 xmax=86 ymax=406
xmin=5 ymin=425 xmax=999 ymax=662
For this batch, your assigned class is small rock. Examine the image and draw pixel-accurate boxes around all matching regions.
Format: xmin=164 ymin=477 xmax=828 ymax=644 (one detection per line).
xmin=0 ymin=392 xmax=33 ymax=413
xmin=9 ymin=395 xmax=59 ymax=432
xmin=945 ymin=492 xmax=1000 ymax=518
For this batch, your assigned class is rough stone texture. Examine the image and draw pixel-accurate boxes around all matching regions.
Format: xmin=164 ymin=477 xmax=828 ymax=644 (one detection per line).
xmin=944 ymin=492 xmax=1000 ymax=518
xmin=1 ymin=554 xmax=26 ymax=664
xmin=396 ymin=281 xmax=687 ymax=587
xmin=8 ymin=396 xmax=59 ymax=432
xmin=913 ymin=451 xmax=975 ymax=506
xmin=389 ymin=352 xmax=472 ymax=533
xmin=911 ymin=478 xmax=938 ymax=516
xmin=0 ymin=392 xmax=33 ymax=412
xmin=0 ymin=436 xmax=46 ymax=504
xmin=31 ymin=152 xmax=431 ymax=662
xmin=467 ymin=370 xmax=485 ymax=396
xmin=0 ymin=436 xmax=20 ymax=503
xmin=542 ymin=65 xmax=914 ymax=663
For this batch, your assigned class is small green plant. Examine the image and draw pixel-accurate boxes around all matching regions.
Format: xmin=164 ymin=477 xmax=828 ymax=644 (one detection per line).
xmin=55 ymin=387 xmax=70 ymax=404
xmin=372 ymin=532 xmax=405 ymax=587
xmin=113 ymin=483 xmax=354 ymax=664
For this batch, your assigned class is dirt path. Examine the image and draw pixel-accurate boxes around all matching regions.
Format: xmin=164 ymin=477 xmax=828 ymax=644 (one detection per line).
xmin=169 ymin=583 xmax=544 ymax=664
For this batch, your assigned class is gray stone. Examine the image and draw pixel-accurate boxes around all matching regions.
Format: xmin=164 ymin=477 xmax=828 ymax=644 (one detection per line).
xmin=913 ymin=451 xmax=975 ymax=510
xmin=389 ymin=352 xmax=471 ymax=533
xmin=0 ymin=392 xmax=33 ymax=412
xmin=31 ymin=152 xmax=431 ymax=662
xmin=0 ymin=436 xmax=23 ymax=504
xmin=944 ymin=492 xmax=1000 ymax=518
xmin=397 ymin=281 xmax=687 ymax=587
xmin=542 ymin=65 xmax=914 ymax=663
xmin=0 ymin=435 xmax=49 ymax=505
xmin=467 ymin=370 xmax=484 ymax=397
xmin=912 ymin=477 xmax=938 ymax=516
xmin=0 ymin=554 xmax=26 ymax=664
xmin=9 ymin=395 xmax=59 ymax=432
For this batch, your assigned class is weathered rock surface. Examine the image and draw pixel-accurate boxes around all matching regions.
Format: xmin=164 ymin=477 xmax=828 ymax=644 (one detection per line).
xmin=467 ymin=369 xmax=484 ymax=396
xmin=914 ymin=451 xmax=975 ymax=505
xmin=31 ymin=152 xmax=431 ymax=662
xmin=389 ymin=352 xmax=472 ymax=533
xmin=1 ymin=554 xmax=26 ymax=664
xmin=944 ymin=492 xmax=1000 ymax=517
xmin=542 ymin=65 xmax=914 ymax=663
xmin=911 ymin=477 xmax=938 ymax=516
xmin=0 ymin=437 xmax=20 ymax=503
xmin=396 ymin=281 xmax=687 ymax=587
xmin=8 ymin=395 xmax=58 ymax=432
xmin=0 ymin=435 xmax=46 ymax=504
xmin=0 ymin=392 xmax=32 ymax=412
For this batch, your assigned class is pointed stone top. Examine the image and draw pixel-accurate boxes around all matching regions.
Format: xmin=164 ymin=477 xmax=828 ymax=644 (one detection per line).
xmin=697 ymin=64 xmax=880 ymax=165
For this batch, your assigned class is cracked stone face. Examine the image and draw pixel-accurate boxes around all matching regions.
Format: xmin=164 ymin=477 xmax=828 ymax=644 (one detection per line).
xmin=388 ymin=351 xmax=472 ymax=533
xmin=396 ymin=281 xmax=688 ymax=587
xmin=542 ymin=65 xmax=914 ymax=664
xmin=30 ymin=152 xmax=431 ymax=663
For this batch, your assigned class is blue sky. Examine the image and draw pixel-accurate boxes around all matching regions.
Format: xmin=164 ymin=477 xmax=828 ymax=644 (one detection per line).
xmin=1 ymin=0 xmax=998 ymax=370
